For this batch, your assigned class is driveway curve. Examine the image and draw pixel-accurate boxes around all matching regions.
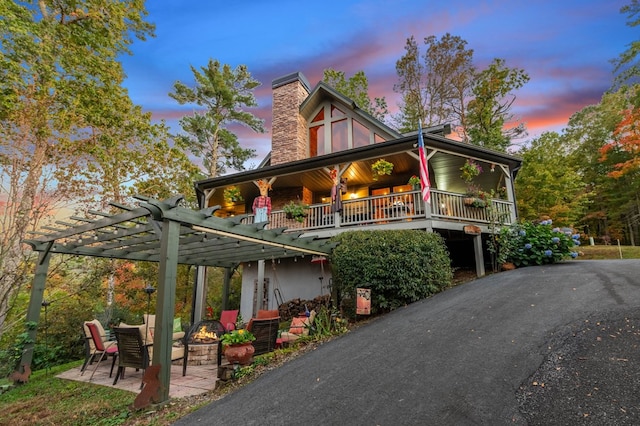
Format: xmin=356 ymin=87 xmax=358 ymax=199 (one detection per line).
xmin=173 ymin=260 xmax=640 ymax=425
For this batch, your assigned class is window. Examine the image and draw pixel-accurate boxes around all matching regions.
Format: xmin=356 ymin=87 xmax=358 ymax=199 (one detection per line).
xmin=308 ymin=102 xmax=386 ymax=157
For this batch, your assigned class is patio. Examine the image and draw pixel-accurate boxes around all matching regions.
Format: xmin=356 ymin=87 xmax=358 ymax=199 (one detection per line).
xmin=57 ymin=360 xmax=218 ymax=399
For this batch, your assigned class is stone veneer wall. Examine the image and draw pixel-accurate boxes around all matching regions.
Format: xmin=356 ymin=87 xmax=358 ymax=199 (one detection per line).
xmin=271 ymin=73 xmax=310 ymax=165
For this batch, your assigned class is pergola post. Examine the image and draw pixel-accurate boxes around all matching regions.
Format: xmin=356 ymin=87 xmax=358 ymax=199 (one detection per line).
xmin=17 ymin=249 xmax=52 ymax=376
xmin=153 ymin=218 xmax=180 ymax=403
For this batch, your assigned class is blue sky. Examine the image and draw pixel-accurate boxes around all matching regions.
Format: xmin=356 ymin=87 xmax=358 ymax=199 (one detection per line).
xmin=120 ymin=0 xmax=636 ymax=161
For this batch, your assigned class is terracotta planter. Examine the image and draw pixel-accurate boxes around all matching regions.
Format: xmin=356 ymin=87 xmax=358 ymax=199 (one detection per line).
xmin=501 ymin=262 xmax=516 ymax=271
xmin=463 ymin=197 xmax=475 ymax=206
xmin=224 ymin=342 xmax=255 ymax=365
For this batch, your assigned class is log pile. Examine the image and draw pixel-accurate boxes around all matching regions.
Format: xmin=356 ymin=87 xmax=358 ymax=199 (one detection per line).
xmin=278 ymin=294 xmax=331 ymax=321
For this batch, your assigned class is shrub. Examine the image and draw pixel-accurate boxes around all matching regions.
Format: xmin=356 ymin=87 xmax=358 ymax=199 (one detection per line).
xmin=330 ymin=230 xmax=453 ymax=313
xmin=496 ymin=220 xmax=579 ymax=267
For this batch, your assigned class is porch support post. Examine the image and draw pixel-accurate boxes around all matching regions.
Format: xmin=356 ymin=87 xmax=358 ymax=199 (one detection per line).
xmin=192 ymin=266 xmax=206 ymax=324
xmin=221 ymin=267 xmax=232 ymax=311
xmin=17 ymin=249 xmax=52 ymax=375
xmin=256 ymin=260 xmax=265 ymax=314
xmin=501 ymin=165 xmax=517 ymax=224
xmin=473 ymin=234 xmax=485 ymax=277
xmin=154 ymin=218 xmax=180 ymax=403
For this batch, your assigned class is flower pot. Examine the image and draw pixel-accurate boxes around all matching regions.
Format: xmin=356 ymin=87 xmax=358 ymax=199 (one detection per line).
xmin=224 ymin=342 xmax=255 ymax=365
xmin=463 ymin=197 xmax=475 ymax=206
xmin=501 ymin=262 xmax=516 ymax=271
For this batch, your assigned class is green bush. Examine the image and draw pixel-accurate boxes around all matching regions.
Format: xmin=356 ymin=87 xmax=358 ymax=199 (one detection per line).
xmin=330 ymin=230 xmax=453 ymax=313
xmin=497 ymin=220 xmax=579 ymax=267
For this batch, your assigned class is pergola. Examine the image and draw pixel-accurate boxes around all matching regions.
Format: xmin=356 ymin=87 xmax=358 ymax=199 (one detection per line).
xmin=20 ymin=195 xmax=334 ymax=402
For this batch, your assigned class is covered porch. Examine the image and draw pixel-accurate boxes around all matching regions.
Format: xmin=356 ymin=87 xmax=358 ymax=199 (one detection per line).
xmin=242 ymin=188 xmax=516 ymax=232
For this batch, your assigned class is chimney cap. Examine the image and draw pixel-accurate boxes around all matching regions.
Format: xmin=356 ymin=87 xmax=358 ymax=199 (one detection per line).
xmin=272 ymin=72 xmax=310 ymax=92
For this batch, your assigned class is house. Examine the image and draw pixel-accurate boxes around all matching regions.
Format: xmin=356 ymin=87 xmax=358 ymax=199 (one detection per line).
xmin=194 ymin=72 xmax=522 ymax=320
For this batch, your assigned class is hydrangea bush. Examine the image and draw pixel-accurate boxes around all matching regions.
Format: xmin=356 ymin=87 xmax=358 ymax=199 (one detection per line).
xmin=492 ymin=220 xmax=580 ymax=267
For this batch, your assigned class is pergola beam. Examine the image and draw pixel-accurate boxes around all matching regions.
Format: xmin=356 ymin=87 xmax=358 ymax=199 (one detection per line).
xmin=18 ymin=195 xmax=334 ymax=400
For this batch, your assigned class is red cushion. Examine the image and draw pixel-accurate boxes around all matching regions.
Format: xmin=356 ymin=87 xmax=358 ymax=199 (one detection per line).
xmin=289 ymin=317 xmax=307 ymax=335
xmin=256 ymin=309 xmax=279 ymax=319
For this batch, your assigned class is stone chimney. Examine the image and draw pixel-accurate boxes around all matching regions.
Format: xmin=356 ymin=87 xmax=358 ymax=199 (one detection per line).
xmin=271 ymin=72 xmax=311 ymax=165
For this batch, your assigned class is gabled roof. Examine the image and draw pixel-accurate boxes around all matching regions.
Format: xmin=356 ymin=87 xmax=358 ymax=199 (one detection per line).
xmin=299 ymin=81 xmax=402 ymax=140
xmin=25 ymin=195 xmax=335 ymax=268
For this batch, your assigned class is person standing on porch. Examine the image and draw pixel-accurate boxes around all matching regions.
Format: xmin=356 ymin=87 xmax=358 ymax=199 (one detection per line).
xmin=253 ymin=179 xmax=272 ymax=222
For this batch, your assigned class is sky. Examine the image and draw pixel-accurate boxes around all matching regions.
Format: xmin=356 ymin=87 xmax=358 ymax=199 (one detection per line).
xmin=120 ymin=0 xmax=636 ymax=162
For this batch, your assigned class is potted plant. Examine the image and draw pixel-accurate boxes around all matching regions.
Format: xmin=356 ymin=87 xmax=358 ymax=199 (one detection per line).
xmin=283 ymin=200 xmax=309 ymax=223
xmin=408 ymin=175 xmax=421 ymax=189
xmin=371 ymin=159 xmax=394 ymax=181
xmin=464 ymin=184 xmax=480 ymax=206
xmin=223 ymin=186 xmax=243 ymax=203
xmin=460 ymin=159 xmax=482 ymax=183
xmin=221 ymin=328 xmax=256 ymax=366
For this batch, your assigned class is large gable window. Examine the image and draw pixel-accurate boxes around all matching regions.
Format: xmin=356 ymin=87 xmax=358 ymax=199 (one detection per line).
xmin=309 ymin=102 xmax=386 ymax=157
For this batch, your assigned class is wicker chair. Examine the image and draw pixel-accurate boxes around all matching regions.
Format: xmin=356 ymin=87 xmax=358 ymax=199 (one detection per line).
xmin=246 ymin=317 xmax=280 ymax=355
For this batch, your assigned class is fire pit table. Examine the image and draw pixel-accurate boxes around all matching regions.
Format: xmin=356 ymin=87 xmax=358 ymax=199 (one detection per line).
xmin=182 ymin=320 xmax=226 ymax=375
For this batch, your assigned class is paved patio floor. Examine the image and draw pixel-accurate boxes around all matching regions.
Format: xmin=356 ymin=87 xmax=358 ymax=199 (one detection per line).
xmin=57 ymin=359 xmax=218 ymax=399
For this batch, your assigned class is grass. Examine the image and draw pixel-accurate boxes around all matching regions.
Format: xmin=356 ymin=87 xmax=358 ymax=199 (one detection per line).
xmin=576 ymin=244 xmax=640 ymax=260
xmin=0 ymin=361 xmax=135 ymax=426
xmin=1 ymin=245 xmax=637 ymax=425
xmin=0 ymin=339 xmax=326 ymax=426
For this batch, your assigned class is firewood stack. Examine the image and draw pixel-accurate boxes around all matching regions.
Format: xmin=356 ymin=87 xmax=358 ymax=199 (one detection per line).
xmin=278 ymin=294 xmax=331 ymax=321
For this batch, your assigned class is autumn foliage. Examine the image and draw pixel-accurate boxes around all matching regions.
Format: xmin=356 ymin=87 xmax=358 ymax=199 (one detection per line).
xmin=600 ymin=107 xmax=640 ymax=178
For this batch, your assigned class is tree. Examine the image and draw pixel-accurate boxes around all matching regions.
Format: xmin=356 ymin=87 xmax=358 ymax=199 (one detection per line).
xmin=394 ymin=34 xmax=474 ymax=135
xmin=563 ymin=85 xmax=640 ymax=243
xmin=0 ymin=0 xmax=154 ymax=340
xmin=169 ymin=60 xmax=263 ymax=178
xmin=514 ymin=132 xmax=589 ymax=227
xmin=466 ymin=58 xmax=529 ymax=151
xmin=393 ymin=35 xmax=528 ymax=149
xmin=322 ymin=68 xmax=388 ymax=122
xmin=612 ymin=0 xmax=640 ymax=87
xmin=600 ymin=106 xmax=640 ymax=178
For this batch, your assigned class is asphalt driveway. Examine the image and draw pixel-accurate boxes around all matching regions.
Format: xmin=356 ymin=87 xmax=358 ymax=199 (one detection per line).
xmin=173 ymin=260 xmax=640 ymax=425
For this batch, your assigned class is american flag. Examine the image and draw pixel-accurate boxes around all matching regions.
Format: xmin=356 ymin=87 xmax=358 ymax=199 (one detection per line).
xmin=418 ymin=123 xmax=431 ymax=203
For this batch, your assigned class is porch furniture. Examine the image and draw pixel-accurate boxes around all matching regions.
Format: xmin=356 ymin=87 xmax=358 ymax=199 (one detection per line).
xmin=112 ymin=326 xmax=150 ymax=388
xmin=81 ymin=319 xmax=115 ymax=372
xmin=82 ymin=321 xmax=118 ymax=381
xmin=219 ymin=310 xmax=239 ymax=332
xmin=183 ymin=319 xmax=226 ymax=374
xmin=246 ymin=312 xmax=280 ymax=355
xmin=279 ymin=311 xmax=316 ymax=345
xmin=113 ymin=322 xmax=187 ymax=385
xmin=143 ymin=314 xmax=186 ymax=341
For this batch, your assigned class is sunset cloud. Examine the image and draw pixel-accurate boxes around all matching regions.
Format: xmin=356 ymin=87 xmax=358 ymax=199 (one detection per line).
xmin=124 ymin=0 xmax=634 ymax=162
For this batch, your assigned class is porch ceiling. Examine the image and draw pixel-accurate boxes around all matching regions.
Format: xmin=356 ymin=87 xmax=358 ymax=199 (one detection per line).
xmin=196 ymin=132 xmax=522 ymax=207
xmin=25 ymin=195 xmax=335 ymax=268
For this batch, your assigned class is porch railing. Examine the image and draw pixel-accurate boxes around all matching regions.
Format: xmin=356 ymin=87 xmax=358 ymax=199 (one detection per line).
xmin=241 ymin=189 xmax=514 ymax=231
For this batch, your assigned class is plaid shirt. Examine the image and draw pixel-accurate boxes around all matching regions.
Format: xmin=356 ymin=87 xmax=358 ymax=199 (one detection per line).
xmin=252 ymin=196 xmax=271 ymax=214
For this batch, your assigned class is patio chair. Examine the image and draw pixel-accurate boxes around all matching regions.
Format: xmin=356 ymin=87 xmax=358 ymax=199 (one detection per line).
xmin=81 ymin=319 xmax=115 ymax=372
xmin=112 ymin=326 xmax=150 ymax=388
xmin=246 ymin=315 xmax=280 ymax=356
xmin=82 ymin=321 xmax=118 ymax=382
xmin=219 ymin=310 xmax=239 ymax=332
xmin=280 ymin=310 xmax=316 ymax=345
